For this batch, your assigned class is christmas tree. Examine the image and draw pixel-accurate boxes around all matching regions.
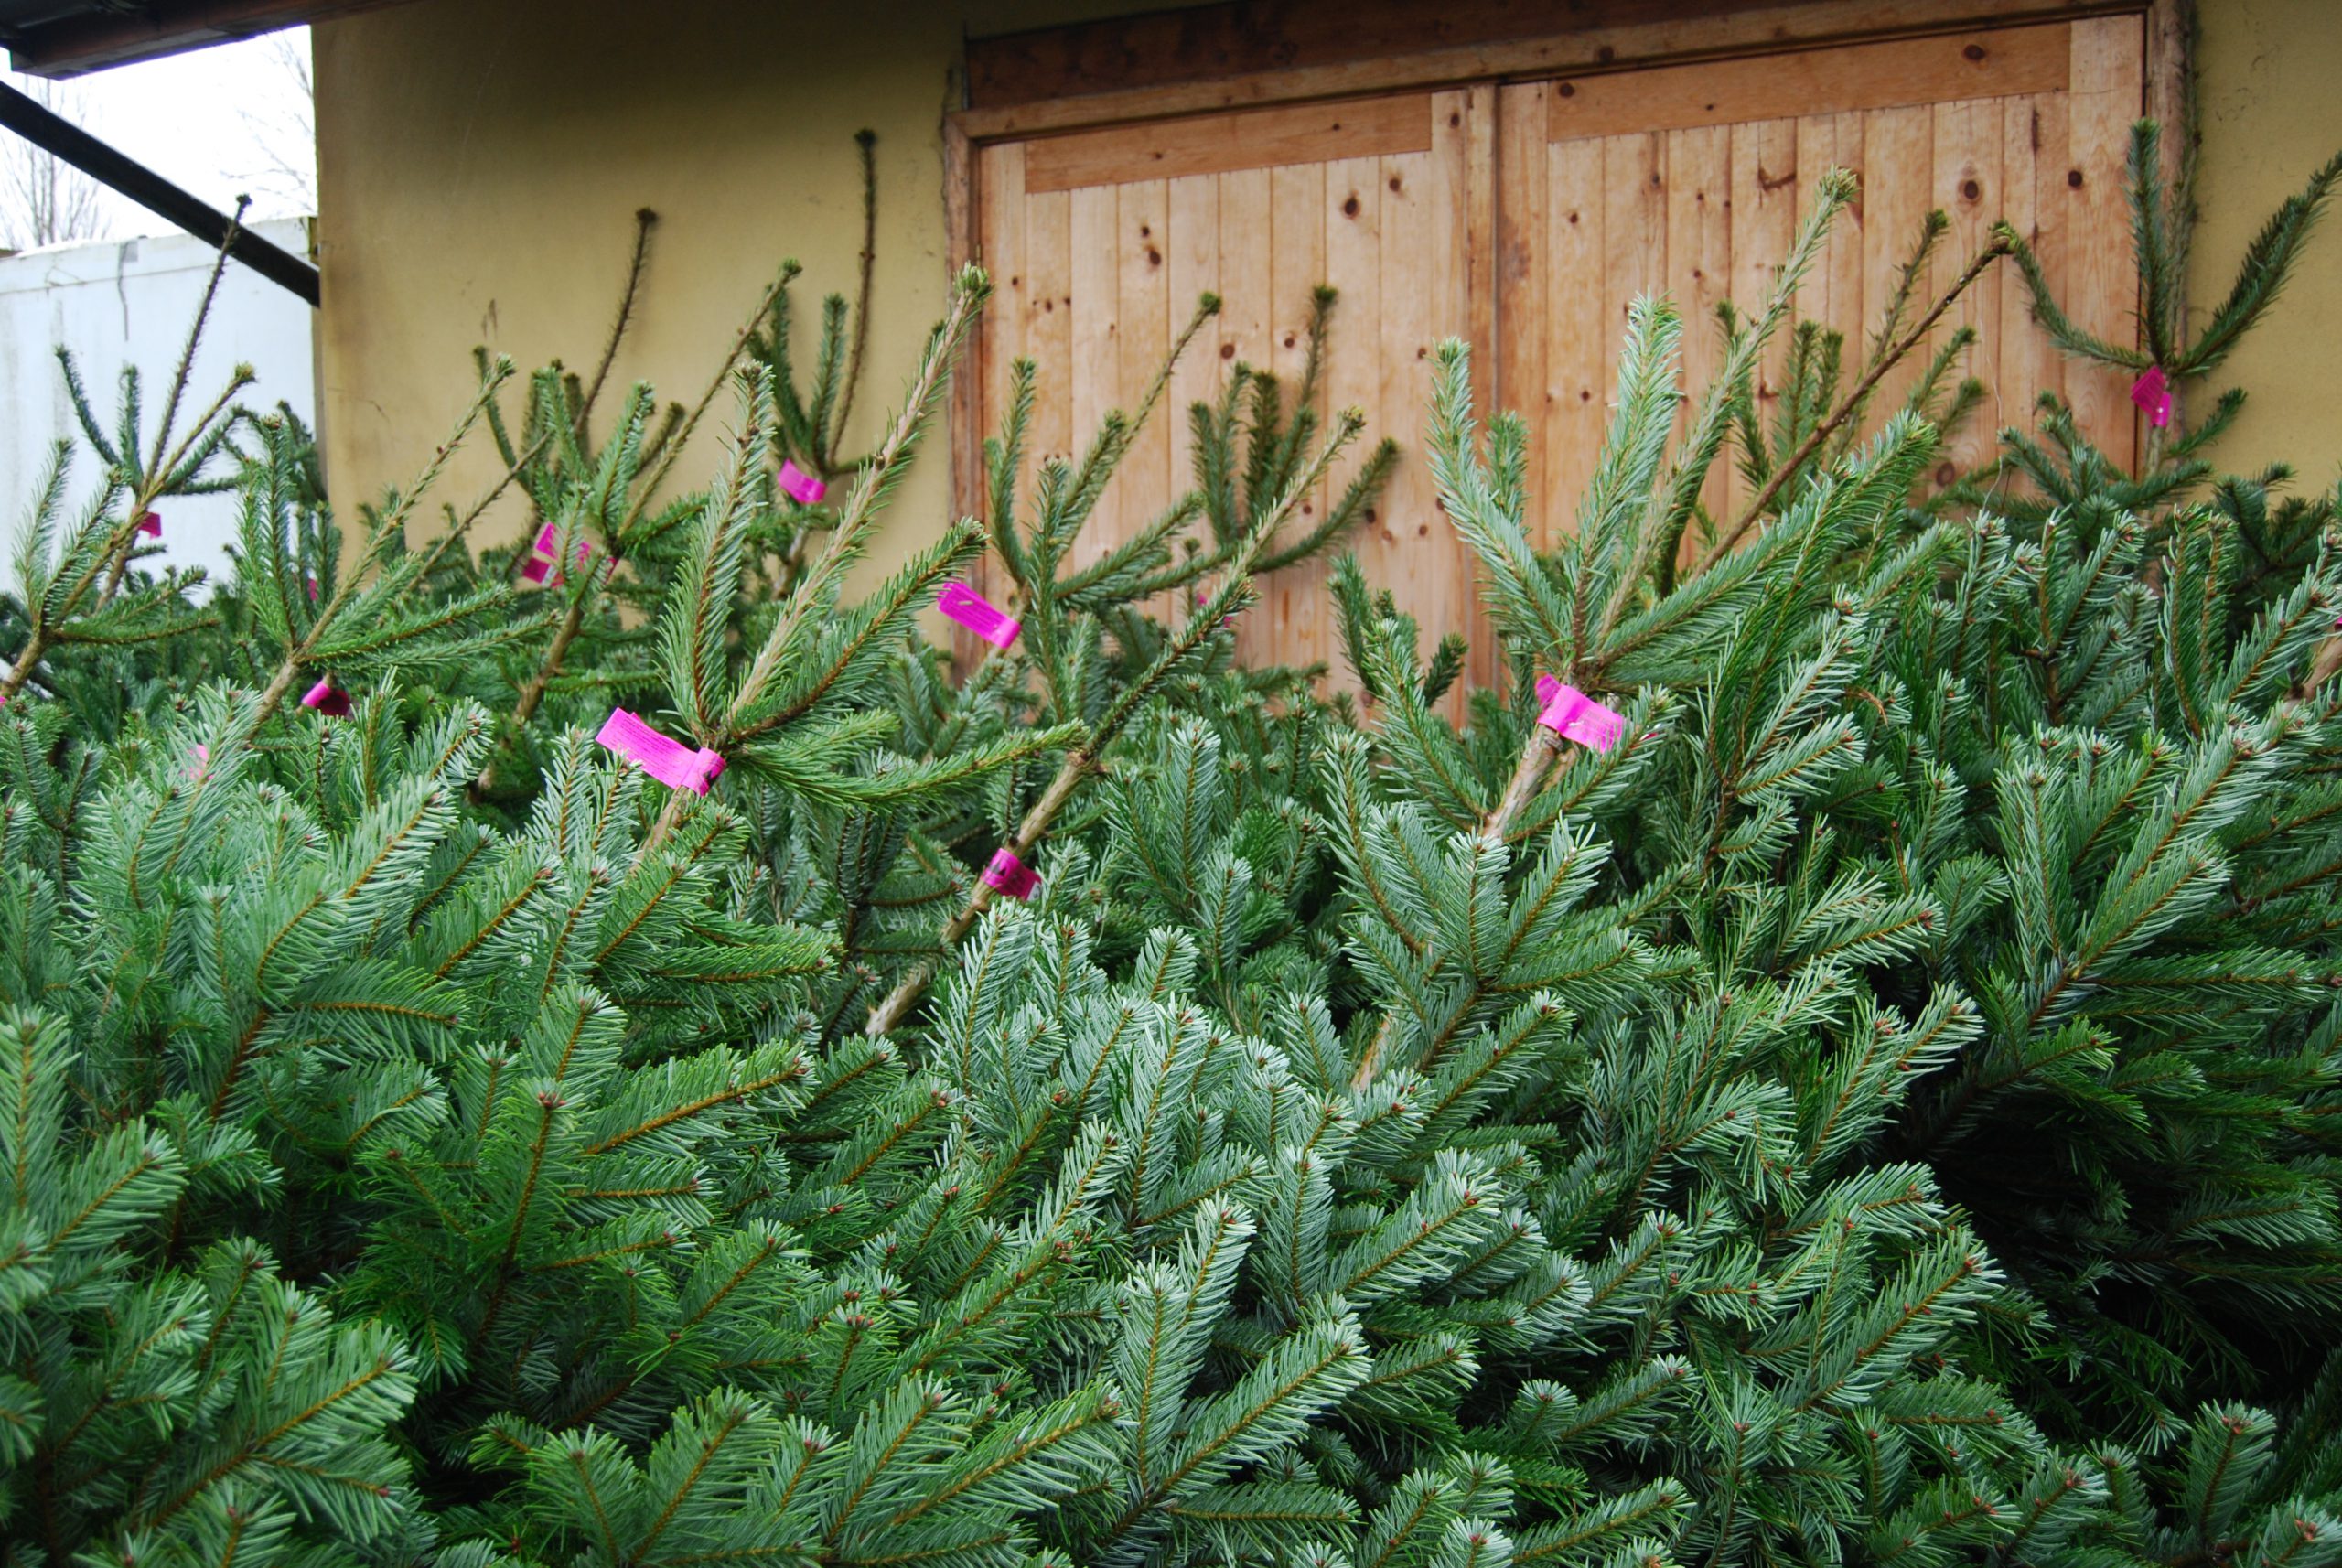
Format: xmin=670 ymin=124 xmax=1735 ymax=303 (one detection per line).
xmin=2 ymin=123 xmax=2339 ymax=1568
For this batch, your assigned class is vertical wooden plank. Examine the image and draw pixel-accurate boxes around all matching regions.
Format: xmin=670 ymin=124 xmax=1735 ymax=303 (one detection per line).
xmin=950 ymin=124 xmax=992 ymax=667
xmin=1421 ymin=87 xmax=1482 ymax=710
xmin=1997 ymin=91 xmax=2059 ymax=460
xmin=1666 ymin=124 xmax=1732 ymax=531
xmin=1729 ymin=116 xmax=1799 ymax=511
xmin=1858 ymin=104 xmax=1935 ymax=420
xmin=946 ymin=121 xmax=983 ymax=533
xmin=973 ymin=143 xmax=1021 ymax=547
xmin=1601 ymin=131 xmax=1669 ymax=428
xmin=2143 ymin=0 xmax=2190 ymax=195
xmin=1459 ymin=85 xmax=1500 ymax=413
xmin=2068 ymin=14 xmax=2143 ymax=468
xmin=1542 ymin=136 xmax=1607 ymax=547
xmin=1931 ymin=97 xmax=2003 ymax=486
xmin=2018 ymin=85 xmax=2071 ymax=430
xmin=1068 ymin=182 xmax=1121 ymax=548
xmin=1316 ymin=154 xmax=1380 ymax=693
xmin=1217 ymin=166 xmax=1273 ymax=376
xmin=1023 ymin=188 xmax=1072 ymax=466
xmin=1115 ymin=178 xmax=1171 ymax=575
xmin=1798 ymin=111 xmax=1868 ymax=360
xmin=1252 ymin=161 xmax=1327 ymax=671
xmin=1376 ymin=146 xmax=1437 ymax=702
xmin=978 ymin=143 xmax=1027 ymax=504
xmin=1457 ymin=83 xmax=1503 ymax=700
xmin=1495 ymin=84 xmax=1551 ymax=543
xmin=1166 ymin=172 xmax=1221 ymax=513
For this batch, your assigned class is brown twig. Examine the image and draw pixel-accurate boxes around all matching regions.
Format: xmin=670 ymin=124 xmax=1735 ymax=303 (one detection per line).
xmin=863 ymin=748 xmax=1092 ymax=1037
xmin=575 ymin=208 xmax=658 ymax=445
xmin=408 ymin=431 xmax=553 ymax=590
xmin=2297 ymin=628 xmax=2342 ymax=701
xmin=831 ymin=133 xmax=879 ymax=458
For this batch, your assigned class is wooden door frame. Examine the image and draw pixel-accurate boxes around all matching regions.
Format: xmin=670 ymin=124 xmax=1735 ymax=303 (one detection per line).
xmin=942 ymin=0 xmax=2188 ymax=527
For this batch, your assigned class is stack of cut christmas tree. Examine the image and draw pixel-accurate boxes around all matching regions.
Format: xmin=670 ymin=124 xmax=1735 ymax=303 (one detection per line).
xmin=2 ymin=125 xmax=2340 ymax=1568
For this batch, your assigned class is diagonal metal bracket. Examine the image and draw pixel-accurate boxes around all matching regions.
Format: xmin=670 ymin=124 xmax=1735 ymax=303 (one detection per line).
xmin=0 ymin=78 xmax=320 ymax=306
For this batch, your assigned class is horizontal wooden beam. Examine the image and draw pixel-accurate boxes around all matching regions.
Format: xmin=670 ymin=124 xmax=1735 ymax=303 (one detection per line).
xmin=957 ymin=0 xmax=2147 ymax=143
xmin=968 ymin=0 xmax=1726 ymax=110
xmin=5 ymin=0 xmax=413 ymax=79
xmin=1024 ymin=92 xmax=1433 ymax=192
xmin=1544 ymin=20 xmax=2070 ymax=140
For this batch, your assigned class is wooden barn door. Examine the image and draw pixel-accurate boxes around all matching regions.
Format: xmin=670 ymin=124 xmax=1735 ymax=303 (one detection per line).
xmin=1495 ymin=16 xmax=2146 ymax=550
xmin=963 ymin=11 xmax=2150 ymax=688
xmin=971 ymin=91 xmax=1489 ymax=694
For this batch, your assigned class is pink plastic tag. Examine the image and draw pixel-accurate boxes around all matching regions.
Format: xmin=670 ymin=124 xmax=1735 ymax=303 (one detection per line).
xmin=135 ymin=511 xmax=161 ymax=538
xmin=305 ymin=575 xmax=319 ymax=601
xmin=1537 ymin=679 xmax=1627 ymax=753
xmin=301 ymin=679 xmax=352 ymax=717
xmin=779 ymin=459 xmax=827 ymax=506
xmin=522 ymin=521 xmax=594 ymax=586
xmin=596 ymin=708 xmax=725 ymax=795
xmin=940 ymin=583 xmax=1021 ymax=649
xmin=1534 ymin=674 xmax=1562 ymax=710
xmin=982 ymin=847 xmax=1038 ymax=900
xmin=2130 ymin=366 xmax=2172 ymax=428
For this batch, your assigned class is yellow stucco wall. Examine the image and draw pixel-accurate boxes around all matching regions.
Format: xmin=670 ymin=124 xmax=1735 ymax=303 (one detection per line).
xmin=315 ymin=0 xmax=2342 ymax=562
xmin=2187 ymin=0 xmax=2342 ymax=487
xmin=312 ymin=0 xmax=1168 ymax=570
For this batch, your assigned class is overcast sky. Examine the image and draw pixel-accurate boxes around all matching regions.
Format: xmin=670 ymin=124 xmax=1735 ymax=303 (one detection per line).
xmin=7 ymin=28 xmax=314 ymax=239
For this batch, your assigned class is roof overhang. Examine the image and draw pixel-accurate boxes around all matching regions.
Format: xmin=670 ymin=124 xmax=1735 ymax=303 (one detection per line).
xmin=2 ymin=0 xmax=412 ymax=78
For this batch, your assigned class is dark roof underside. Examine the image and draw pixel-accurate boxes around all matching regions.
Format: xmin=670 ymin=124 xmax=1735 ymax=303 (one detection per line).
xmin=1 ymin=0 xmax=410 ymax=78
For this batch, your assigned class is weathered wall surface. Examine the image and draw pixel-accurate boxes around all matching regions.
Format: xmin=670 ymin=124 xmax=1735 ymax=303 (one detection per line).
xmin=312 ymin=0 xmax=1159 ymax=581
xmin=314 ymin=0 xmax=2342 ymax=579
xmin=2187 ymin=0 xmax=2342 ymax=485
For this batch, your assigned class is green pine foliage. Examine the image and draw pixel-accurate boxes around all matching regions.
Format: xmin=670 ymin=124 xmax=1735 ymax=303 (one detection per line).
xmin=4 ymin=127 xmax=2341 ymax=1568
xmin=2012 ymin=107 xmax=2342 ymax=458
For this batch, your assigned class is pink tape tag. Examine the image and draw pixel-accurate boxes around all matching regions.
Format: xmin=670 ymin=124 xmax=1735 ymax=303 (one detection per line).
xmin=940 ymin=583 xmax=1021 ymax=649
xmin=302 ymin=679 xmax=352 ymax=717
xmin=1537 ymin=679 xmax=1627 ymax=753
xmin=2131 ymin=366 xmax=2172 ymax=428
xmin=135 ymin=511 xmax=161 ymax=538
xmin=982 ymin=847 xmax=1038 ymax=900
xmin=523 ymin=522 xmax=594 ymax=586
xmin=596 ymin=708 xmax=725 ymax=794
xmin=305 ymin=575 xmax=319 ymax=602
xmin=779 ymin=459 xmax=827 ymax=506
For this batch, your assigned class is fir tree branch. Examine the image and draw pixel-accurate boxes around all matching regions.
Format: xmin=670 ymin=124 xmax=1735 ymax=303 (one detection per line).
xmin=864 ymin=407 xmax=1363 ymax=1036
xmin=619 ymin=263 xmax=799 ymax=538
xmin=1694 ymin=229 xmax=2013 ymax=575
